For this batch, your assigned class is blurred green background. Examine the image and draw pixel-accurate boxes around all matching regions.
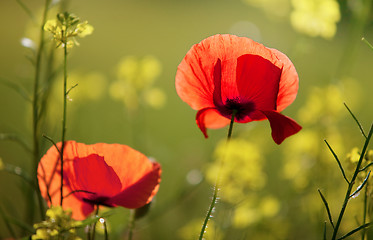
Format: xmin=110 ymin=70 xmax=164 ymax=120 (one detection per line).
xmin=0 ymin=0 xmax=373 ymax=239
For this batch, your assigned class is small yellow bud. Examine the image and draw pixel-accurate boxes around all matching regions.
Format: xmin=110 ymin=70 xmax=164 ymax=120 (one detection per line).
xmin=0 ymin=158 xmax=4 ymax=170
xmin=347 ymin=147 xmax=361 ymax=163
xmin=44 ymin=12 xmax=93 ymax=48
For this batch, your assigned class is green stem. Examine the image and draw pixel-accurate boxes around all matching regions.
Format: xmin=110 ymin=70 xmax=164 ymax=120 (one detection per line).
xmin=331 ymin=124 xmax=373 ymax=240
xmin=32 ymin=0 xmax=51 ymax=220
xmin=60 ymin=34 xmax=68 ymax=206
xmin=198 ymin=110 xmax=237 ymax=240
xmin=361 ymin=182 xmax=368 ymax=240
xmin=91 ymin=205 xmax=99 ymax=240
xmin=103 ymin=218 xmax=109 ymax=240
xmin=127 ymin=209 xmax=136 ymax=240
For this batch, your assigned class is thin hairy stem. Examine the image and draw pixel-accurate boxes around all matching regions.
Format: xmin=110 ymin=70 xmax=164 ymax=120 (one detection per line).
xmin=127 ymin=209 xmax=136 ymax=240
xmin=331 ymin=124 xmax=373 ymax=240
xmin=103 ymin=218 xmax=109 ymax=240
xmin=199 ymin=110 xmax=237 ymax=240
xmin=91 ymin=205 xmax=100 ymax=240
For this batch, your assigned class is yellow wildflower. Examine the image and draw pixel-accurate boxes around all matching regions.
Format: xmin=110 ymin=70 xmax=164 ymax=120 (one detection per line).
xmin=44 ymin=12 xmax=93 ymax=48
xmin=290 ymin=0 xmax=340 ymax=39
xmin=110 ymin=55 xmax=166 ymax=111
xmin=206 ymin=139 xmax=266 ymax=204
xmin=32 ymin=206 xmax=82 ymax=240
xmin=0 ymin=158 xmax=4 ymax=170
xmin=178 ymin=218 xmax=223 ymax=240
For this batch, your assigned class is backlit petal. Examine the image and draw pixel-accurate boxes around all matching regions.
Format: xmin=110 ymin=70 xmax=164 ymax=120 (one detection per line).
xmin=37 ymin=141 xmax=95 ymax=220
xmin=38 ymin=141 xmax=161 ymax=219
xmin=65 ymin=154 xmax=122 ymax=203
xmin=196 ymin=107 xmax=231 ymax=138
xmin=236 ymin=54 xmax=281 ymax=111
xmin=260 ymin=110 xmax=302 ymax=144
xmin=108 ymin=162 xmax=161 ymax=208
xmin=270 ymin=48 xmax=299 ymax=112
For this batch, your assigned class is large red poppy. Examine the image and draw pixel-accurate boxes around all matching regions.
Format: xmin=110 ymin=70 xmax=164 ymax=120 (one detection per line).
xmin=37 ymin=141 xmax=161 ymax=220
xmin=175 ymin=34 xmax=301 ymax=144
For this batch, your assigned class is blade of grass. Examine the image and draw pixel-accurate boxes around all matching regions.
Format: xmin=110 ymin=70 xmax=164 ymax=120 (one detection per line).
xmin=344 ymin=103 xmax=367 ymax=139
xmin=324 ymin=222 xmax=327 ymax=240
xmin=0 ymin=208 xmax=35 ymax=234
xmin=318 ymin=189 xmax=335 ymax=229
xmin=14 ymin=0 xmax=36 ymax=23
xmin=324 ymin=140 xmax=350 ymax=184
xmin=0 ymin=206 xmax=17 ymax=238
xmin=0 ymin=133 xmax=32 ymax=153
xmin=362 ymin=37 xmax=373 ymax=51
xmin=0 ymin=78 xmax=31 ymax=103
xmin=332 ymin=123 xmax=373 ymax=240
xmin=338 ymin=222 xmax=372 ymax=240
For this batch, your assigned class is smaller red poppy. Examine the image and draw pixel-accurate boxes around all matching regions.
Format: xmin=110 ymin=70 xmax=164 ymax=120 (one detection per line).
xmin=175 ymin=34 xmax=301 ymax=144
xmin=37 ymin=141 xmax=161 ymax=220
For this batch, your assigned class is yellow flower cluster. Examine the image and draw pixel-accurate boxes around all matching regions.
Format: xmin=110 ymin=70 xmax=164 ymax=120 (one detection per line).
xmin=44 ymin=12 xmax=93 ymax=48
xmin=290 ymin=0 xmax=341 ymax=39
xmin=206 ymin=139 xmax=266 ymax=204
xmin=232 ymin=195 xmax=280 ymax=228
xmin=298 ymin=84 xmax=345 ymax=126
xmin=109 ymin=55 xmax=166 ymax=111
xmin=178 ymin=218 xmax=223 ymax=240
xmin=204 ymin=140 xmax=281 ymax=228
xmin=32 ymin=206 xmax=82 ymax=240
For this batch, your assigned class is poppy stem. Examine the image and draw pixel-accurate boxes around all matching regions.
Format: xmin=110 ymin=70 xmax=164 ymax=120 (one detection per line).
xmin=198 ymin=110 xmax=236 ymax=240
xmin=103 ymin=218 xmax=109 ymax=240
xmin=127 ymin=209 xmax=136 ymax=240
xmin=91 ymin=205 xmax=100 ymax=240
xmin=227 ymin=109 xmax=237 ymax=139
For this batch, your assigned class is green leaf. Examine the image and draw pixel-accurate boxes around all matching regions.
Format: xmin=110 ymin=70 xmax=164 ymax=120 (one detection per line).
xmin=318 ymin=189 xmax=335 ymax=229
xmin=324 ymin=140 xmax=350 ymax=184
xmin=0 ymin=205 xmax=34 ymax=234
xmin=0 ymin=206 xmax=17 ymax=238
xmin=0 ymin=78 xmax=31 ymax=103
xmin=344 ymin=103 xmax=367 ymax=139
xmin=0 ymin=133 xmax=32 ymax=153
xmin=362 ymin=37 xmax=373 ymax=51
xmin=337 ymin=222 xmax=372 ymax=240
xmin=78 ymin=211 xmax=113 ymax=228
xmin=14 ymin=0 xmax=36 ymax=23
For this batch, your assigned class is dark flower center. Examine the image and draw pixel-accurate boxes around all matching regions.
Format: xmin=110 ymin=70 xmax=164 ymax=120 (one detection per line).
xmin=216 ymin=97 xmax=255 ymax=121
xmin=83 ymin=196 xmax=115 ymax=207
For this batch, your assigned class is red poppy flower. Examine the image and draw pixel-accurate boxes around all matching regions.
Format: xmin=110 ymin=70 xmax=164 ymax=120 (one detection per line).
xmin=37 ymin=141 xmax=161 ymax=220
xmin=175 ymin=34 xmax=301 ymax=144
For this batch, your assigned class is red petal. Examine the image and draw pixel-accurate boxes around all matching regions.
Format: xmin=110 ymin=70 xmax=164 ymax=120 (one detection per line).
xmin=176 ymin=34 xmax=261 ymax=110
xmin=260 ymin=110 xmax=302 ymax=144
xmin=270 ymin=48 xmax=299 ymax=112
xmin=236 ymin=54 xmax=281 ymax=111
xmin=90 ymin=144 xmax=162 ymax=208
xmin=66 ymin=154 xmax=122 ymax=202
xmin=37 ymin=141 xmax=96 ymax=220
xmin=212 ymin=58 xmax=223 ymax=106
xmin=38 ymin=141 xmax=162 ymax=219
xmin=107 ymin=162 xmax=161 ymax=208
xmin=196 ymin=107 xmax=231 ymax=138
xmin=176 ymin=34 xmax=296 ymax=110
